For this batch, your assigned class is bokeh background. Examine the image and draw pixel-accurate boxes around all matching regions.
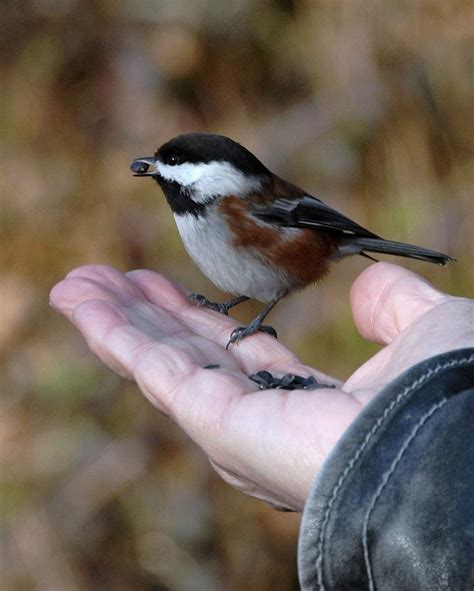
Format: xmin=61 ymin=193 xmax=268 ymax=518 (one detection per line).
xmin=1 ymin=1 xmax=473 ymax=589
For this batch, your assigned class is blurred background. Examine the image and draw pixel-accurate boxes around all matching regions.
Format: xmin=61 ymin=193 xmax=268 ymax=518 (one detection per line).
xmin=1 ymin=1 xmax=473 ymax=589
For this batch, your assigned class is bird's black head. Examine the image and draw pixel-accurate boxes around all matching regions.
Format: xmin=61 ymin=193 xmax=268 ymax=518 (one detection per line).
xmin=154 ymin=133 xmax=269 ymax=176
xmin=130 ymin=133 xmax=270 ymax=216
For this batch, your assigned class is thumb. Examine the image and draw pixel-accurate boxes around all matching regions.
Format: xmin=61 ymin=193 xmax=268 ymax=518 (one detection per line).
xmin=350 ymin=262 xmax=449 ymax=345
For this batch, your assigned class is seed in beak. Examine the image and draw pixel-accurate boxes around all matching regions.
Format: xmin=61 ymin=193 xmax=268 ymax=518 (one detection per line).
xmin=130 ymin=160 xmax=150 ymax=174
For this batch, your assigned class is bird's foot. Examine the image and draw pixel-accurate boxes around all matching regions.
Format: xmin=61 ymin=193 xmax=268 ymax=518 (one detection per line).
xmin=189 ymin=293 xmax=231 ymax=315
xmin=226 ymin=323 xmax=277 ymax=349
xmin=189 ymin=293 xmax=249 ymax=315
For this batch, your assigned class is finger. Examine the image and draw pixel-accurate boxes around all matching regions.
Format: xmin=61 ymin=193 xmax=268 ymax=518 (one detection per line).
xmin=350 ymin=262 xmax=450 ymax=345
xmin=126 ymin=270 xmax=333 ymax=380
xmin=71 ymin=299 xmax=248 ymax=412
xmin=52 ymin=267 xmax=240 ymax=372
xmin=72 ymin=298 xmax=199 ymax=412
xmin=51 ymin=266 xmax=195 ymax=341
xmin=52 ymin=265 xmax=336 ymax=383
xmin=126 ymin=269 xmax=244 ymax=337
xmin=50 ymin=265 xmax=145 ymax=319
xmin=70 ymin=298 xmax=141 ymax=380
xmin=51 ymin=265 xmax=189 ymax=340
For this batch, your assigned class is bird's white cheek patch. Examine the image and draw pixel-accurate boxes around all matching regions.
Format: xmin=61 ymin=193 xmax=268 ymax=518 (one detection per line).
xmin=156 ymin=160 xmax=261 ymax=202
xmin=155 ymin=161 xmax=205 ymax=186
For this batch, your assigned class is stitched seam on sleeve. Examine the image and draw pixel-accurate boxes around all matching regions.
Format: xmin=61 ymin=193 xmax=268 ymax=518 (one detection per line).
xmin=362 ymin=397 xmax=448 ymax=591
xmin=315 ymin=354 xmax=474 ymax=590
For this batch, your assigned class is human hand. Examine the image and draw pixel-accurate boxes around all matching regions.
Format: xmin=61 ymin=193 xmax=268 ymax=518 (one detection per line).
xmin=50 ymin=263 xmax=472 ymax=511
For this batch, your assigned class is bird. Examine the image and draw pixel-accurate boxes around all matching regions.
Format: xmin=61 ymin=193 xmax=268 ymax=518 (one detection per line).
xmin=130 ymin=133 xmax=454 ymax=348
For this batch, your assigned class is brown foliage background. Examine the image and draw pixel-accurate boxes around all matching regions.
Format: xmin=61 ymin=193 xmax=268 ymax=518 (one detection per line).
xmin=1 ymin=1 xmax=473 ymax=589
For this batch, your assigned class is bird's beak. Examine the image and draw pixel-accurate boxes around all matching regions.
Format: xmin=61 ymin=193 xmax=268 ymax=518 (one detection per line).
xmin=130 ymin=157 xmax=159 ymax=177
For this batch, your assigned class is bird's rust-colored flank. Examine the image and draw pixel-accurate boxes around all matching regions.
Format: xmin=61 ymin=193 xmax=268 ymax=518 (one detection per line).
xmin=219 ymin=196 xmax=335 ymax=288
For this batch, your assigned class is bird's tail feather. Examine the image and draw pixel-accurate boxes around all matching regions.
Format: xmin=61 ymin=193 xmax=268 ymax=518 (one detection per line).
xmin=338 ymin=237 xmax=454 ymax=266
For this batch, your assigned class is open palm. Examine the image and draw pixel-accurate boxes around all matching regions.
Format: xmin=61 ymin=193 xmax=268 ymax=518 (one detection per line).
xmin=50 ymin=262 xmax=470 ymax=510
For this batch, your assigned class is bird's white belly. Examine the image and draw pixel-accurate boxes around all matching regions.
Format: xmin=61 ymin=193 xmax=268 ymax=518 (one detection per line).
xmin=174 ymin=211 xmax=289 ymax=302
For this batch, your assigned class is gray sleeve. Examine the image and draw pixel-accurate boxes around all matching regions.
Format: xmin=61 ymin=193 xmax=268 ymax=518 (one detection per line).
xmin=298 ymin=348 xmax=474 ymax=591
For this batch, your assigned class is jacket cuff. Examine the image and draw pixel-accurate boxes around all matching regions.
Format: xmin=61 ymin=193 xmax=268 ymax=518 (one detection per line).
xmin=298 ymin=348 xmax=474 ymax=591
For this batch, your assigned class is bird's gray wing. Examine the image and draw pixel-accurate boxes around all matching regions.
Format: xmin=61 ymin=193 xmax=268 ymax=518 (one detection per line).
xmin=252 ymin=196 xmax=380 ymax=239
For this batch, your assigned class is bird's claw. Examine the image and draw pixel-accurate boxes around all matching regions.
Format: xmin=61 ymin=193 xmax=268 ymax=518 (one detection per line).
xmin=226 ymin=324 xmax=277 ymax=349
xmin=258 ymin=325 xmax=278 ymax=339
xmin=189 ymin=293 xmax=230 ymax=315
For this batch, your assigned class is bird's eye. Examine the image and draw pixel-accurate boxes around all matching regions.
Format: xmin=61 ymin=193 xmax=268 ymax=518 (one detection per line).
xmin=166 ymin=154 xmax=180 ymax=166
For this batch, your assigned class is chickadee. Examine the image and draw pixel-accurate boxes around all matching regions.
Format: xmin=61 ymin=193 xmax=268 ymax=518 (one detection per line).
xmin=130 ymin=133 xmax=453 ymax=347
